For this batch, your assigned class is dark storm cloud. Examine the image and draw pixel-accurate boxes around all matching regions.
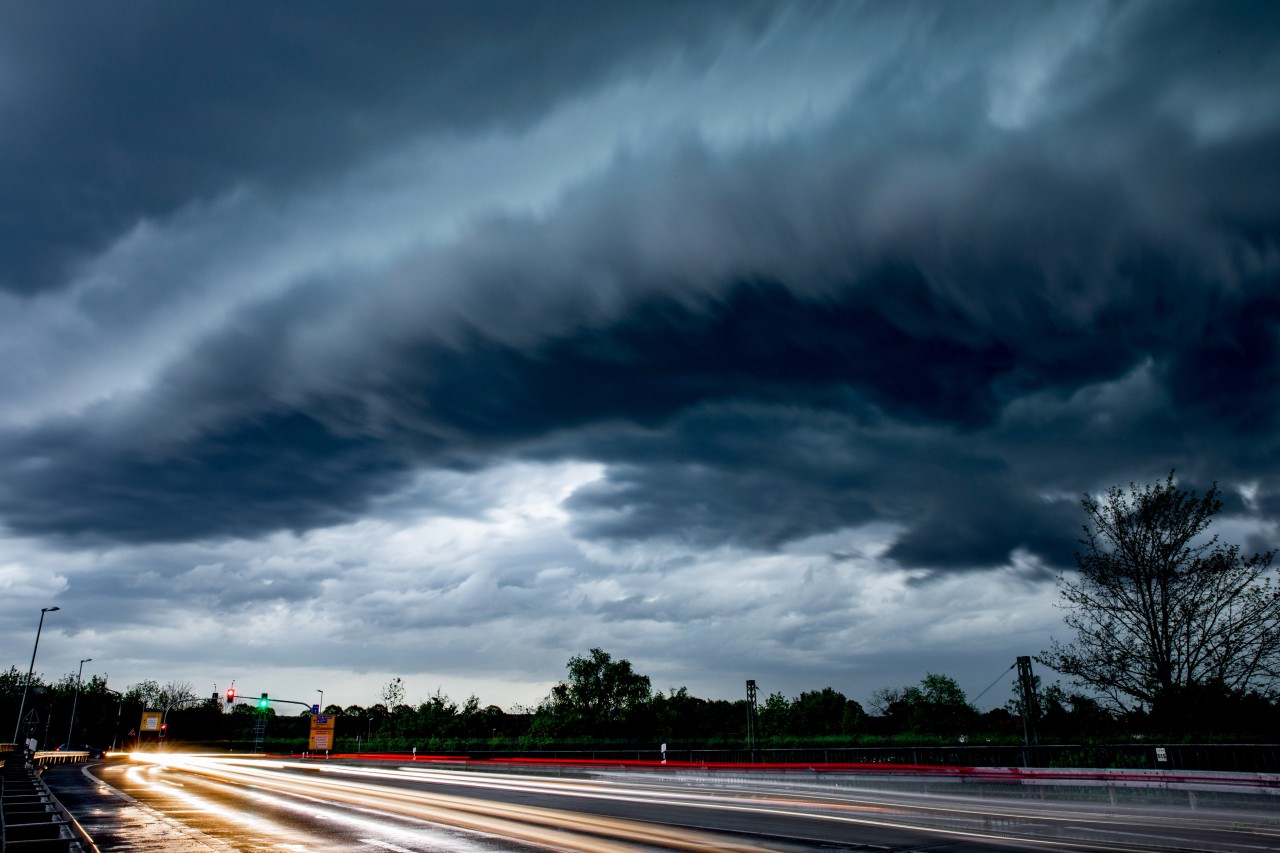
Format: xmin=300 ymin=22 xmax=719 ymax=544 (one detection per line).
xmin=0 ymin=265 xmax=1098 ymax=554
xmin=1 ymin=1 xmax=1278 ymax=577
xmin=0 ymin=0 xmax=771 ymax=294
xmin=559 ymin=404 xmax=1081 ymax=572
xmin=0 ymin=273 xmax=1017 ymax=544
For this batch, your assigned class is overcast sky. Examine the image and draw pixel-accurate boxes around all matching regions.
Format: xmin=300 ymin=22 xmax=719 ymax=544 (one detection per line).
xmin=3 ymin=1 xmax=1278 ymax=717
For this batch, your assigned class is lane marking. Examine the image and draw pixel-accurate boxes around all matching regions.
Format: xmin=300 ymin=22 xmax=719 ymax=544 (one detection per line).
xmin=361 ymin=840 xmax=417 ymax=853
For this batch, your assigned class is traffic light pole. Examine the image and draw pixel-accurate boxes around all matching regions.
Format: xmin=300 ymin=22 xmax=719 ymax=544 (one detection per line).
xmin=158 ymin=695 xmax=217 ymax=747
xmin=227 ymin=695 xmax=318 ymax=713
xmin=221 ymin=692 xmax=326 ymax=751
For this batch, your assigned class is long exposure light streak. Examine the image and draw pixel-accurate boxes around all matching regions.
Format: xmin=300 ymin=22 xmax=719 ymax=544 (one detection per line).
xmin=128 ymin=754 xmax=775 ymax=852
xmin=125 ymin=753 xmax=1164 ymax=851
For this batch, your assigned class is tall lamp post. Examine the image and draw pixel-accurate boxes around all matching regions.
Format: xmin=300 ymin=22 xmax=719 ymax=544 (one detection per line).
xmin=317 ymin=689 xmax=324 ymax=713
xmin=66 ymin=658 xmax=93 ymax=746
xmin=13 ymin=606 xmax=60 ymax=744
xmin=104 ymin=681 xmax=124 ymax=751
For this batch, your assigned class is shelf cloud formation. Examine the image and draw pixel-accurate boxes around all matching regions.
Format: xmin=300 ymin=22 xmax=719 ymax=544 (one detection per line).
xmin=1 ymin=1 xmax=1277 ymax=708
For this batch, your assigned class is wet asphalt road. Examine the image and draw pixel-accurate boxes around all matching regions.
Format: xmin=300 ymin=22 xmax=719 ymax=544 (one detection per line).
xmin=37 ymin=756 xmax=1280 ymax=852
xmin=40 ymin=760 xmax=545 ymax=853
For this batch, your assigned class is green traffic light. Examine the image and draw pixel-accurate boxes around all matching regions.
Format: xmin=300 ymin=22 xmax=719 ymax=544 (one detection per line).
xmin=258 ymin=693 xmax=269 ymax=709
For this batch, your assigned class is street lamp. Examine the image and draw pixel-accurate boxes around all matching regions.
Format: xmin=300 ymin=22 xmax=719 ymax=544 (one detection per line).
xmin=317 ymin=689 xmax=324 ymax=713
xmin=104 ymin=680 xmax=124 ymax=751
xmin=12 ymin=606 xmax=60 ymax=745
xmin=66 ymin=658 xmax=93 ymax=746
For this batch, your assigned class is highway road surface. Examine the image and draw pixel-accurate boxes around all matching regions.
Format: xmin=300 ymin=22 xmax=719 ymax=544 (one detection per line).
xmin=41 ymin=754 xmax=1280 ymax=852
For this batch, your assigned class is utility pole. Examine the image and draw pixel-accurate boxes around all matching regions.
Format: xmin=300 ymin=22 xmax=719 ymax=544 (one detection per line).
xmin=1016 ymin=656 xmax=1039 ymax=747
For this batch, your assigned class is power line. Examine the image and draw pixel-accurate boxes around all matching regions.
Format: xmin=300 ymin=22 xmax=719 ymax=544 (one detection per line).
xmin=971 ymin=662 xmax=1016 ymax=705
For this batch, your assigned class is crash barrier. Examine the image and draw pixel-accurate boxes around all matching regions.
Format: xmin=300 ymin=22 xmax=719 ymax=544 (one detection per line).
xmin=364 ymin=752 xmax=1280 ymax=812
xmin=463 ymin=743 xmax=1280 ymax=773
xmin=634 ymin=762 xmax=1280 ymax=813
xmin=28 ymin=754 xmax=88 ymax=768
xmin=0 ymin=755 xmax=98 ymax=851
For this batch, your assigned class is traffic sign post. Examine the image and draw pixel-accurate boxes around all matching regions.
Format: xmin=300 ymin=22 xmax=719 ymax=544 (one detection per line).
xmin=309 ymin=713 xmax=335 ymax=752
xmin=140 ymin=711 xmax=162 ymax=749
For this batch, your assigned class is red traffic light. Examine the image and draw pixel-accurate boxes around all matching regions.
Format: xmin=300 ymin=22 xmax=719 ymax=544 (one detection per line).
xmin=226 ymin=687 xmax=236 ymax=705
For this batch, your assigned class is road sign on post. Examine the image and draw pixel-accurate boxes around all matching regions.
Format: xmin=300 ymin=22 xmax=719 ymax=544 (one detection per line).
xmin=309 ymin=713 xmax=335 ymax=752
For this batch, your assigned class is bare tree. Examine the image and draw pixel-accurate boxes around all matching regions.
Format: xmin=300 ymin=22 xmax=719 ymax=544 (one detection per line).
xmin=1041 ymin=473 xmax=1280 ymax=716
xmin=867 ymin=686 xmax=903 ymax=717
xmin=379 ymin=676 xmax=405 ymax=708
xmin=127 ymin=679 xmax=198 ymax=709
xmin=159 ymin=680 xmax=198 ymax=708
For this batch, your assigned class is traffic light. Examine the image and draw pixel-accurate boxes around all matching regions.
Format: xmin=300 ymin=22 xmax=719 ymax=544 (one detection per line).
xmin=258 ymin=692 xmax=269 ymax=709
xmin=225 ymin=687 xmax=236 ymax=705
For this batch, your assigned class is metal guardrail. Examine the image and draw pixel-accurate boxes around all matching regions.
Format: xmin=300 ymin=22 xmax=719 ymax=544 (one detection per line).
xmin=28 ymin=753 xmax=89 ymax=768
xmin=0 ymin=747 xmax=92 ymax=768
xmin=467 ymin=743 xmax=1280 ymax=773
xmin=1 ymin=754 xmax=100 ymax=852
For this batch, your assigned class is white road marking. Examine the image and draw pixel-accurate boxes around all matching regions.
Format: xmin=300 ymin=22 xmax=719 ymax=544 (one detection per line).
xmin=361 ymin=840 xmax=418 ymax=853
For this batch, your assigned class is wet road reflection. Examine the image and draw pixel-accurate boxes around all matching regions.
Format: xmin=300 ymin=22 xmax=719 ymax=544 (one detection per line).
xmin=41 ymin=754 xmax=1280 ymax=852
xmin=49 ymin=759 xmax=554 ymax=853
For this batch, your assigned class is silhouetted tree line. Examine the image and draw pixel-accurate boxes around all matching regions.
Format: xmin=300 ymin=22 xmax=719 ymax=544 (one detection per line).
xmin=314 ymin=649 xmax=1277 ymax=751
xmin=5 ymin=651 xmax=1276 ymax=753
xmin=1 ymin=667 xmax=203 ymax=751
